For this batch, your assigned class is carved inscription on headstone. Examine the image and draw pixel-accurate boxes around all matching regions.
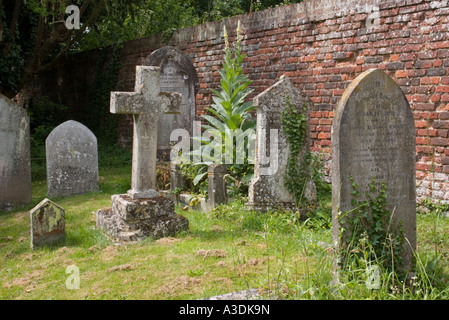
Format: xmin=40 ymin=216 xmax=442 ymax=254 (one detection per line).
xmin=145 ymin=47 xmax=199 ymax=160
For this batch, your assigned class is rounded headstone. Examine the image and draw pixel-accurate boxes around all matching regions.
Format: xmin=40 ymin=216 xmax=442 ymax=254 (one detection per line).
xmin=46 ymin=120 xmax=99 ymax=197
xmin=332 ymin=68 xmax=416 ymax=272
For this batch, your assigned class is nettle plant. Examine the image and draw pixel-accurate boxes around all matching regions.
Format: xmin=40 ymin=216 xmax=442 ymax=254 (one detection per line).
xmin=338 ymin=177 xmax=405 ymax=274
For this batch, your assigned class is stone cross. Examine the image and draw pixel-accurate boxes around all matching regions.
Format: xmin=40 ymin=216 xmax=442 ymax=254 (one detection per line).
xmin=111 ymin=66 xmax=182 ymax=199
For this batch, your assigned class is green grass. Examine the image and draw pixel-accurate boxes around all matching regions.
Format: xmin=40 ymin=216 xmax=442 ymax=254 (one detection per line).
xmin=1 ymin=158 xmax=449 ymax=300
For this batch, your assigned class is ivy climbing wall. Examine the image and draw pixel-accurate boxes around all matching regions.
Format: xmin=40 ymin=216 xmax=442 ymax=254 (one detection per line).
xmin=18 ymin=0 xmax=449 ymax=202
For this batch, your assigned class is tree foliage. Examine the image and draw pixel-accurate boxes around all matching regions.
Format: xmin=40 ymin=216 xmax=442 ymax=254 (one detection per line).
xmin=0 ymin=0 xmax=302 ymax=98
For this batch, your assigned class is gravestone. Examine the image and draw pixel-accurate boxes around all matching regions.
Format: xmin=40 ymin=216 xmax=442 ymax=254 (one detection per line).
xmin=144 ymin=46 xmax=199 ymax=161
xmin=207 ymin=164 xmax=228 ymax=209
xmin=247 ymin=75 xmax=314 ymax=212
xmin=30 ymin=198 xmax=65 ymax=249
xmin=170 ymin=161 xmax=184 ymax=192
xmin=46 ymin=120 xmax=99 ymax=197
xmin=332 ymin=68 xmax=416 ymax=272
xmin=0 ymin=94 xmax=32 ymax=211
xmin=96 ymin=66 xmax=189 ymax=241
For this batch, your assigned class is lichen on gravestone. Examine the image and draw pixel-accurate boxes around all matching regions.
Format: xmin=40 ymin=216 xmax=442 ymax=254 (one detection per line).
xmin=30 ymin=198 xmax=65 ymax=250
xmin=0 ymin=94 xmax=32 ymax=211
xmin=46 ymin=120 xmax=99 ymax=198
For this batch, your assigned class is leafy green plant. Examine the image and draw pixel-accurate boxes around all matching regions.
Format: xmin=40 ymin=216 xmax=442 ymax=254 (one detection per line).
xmin=187 ymin=269 xmax=204 ymax=277
xmin=338 ymin=177 xmax=405 ymax=274
xmin=281 ymin=97 xmax=313 ymax=209
xmin=183 ymin=21 xmax=255 ymax=196
xmin=178 ymin=162 xmax=208 ymax=196
xmin=304 ymin=207 xmax=332 ymax=230
xmin=419 ymin=198 xmax=449 ymax=216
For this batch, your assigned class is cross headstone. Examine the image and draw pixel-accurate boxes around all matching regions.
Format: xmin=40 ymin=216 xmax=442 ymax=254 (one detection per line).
xmin=247 ymin=75 xmax=315 ymax=212
xmin=0 ymin=94 xmax=32 ymax=211
xmin=46 ymin=120 xmax=99 ymax=197
xmin=30 ymin=198 xmax=65 ymax=249
xmin=144 ymin=46 xmax=199 ymax=161
xmin=97 ymin=66 xmax=189 ymax=241
xmin=110 ymin=65 xmax=182 ymax=199
xmin=332 ymin=68 xmax=416 ymax=272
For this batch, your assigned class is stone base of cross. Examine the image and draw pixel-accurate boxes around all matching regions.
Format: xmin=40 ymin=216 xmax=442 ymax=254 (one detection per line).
xmin=110 ymin=66 xmax=182 ymax=199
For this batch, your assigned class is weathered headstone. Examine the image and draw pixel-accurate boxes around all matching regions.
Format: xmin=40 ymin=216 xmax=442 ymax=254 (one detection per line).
xmin=0 ymin=94 xmax=32 ymax=211
xmin=144 ymin=46 xmax=199 ymax=161
xmin=332 ymin=68 xmax=416 ymax=272
xmin=30 ymin=198 xmax=65 ymax=249
xmin=247 ymin=75 xmax=314 ymax=212
xmin=207 ymin=164 xmax=228 ymax=209
xmin=170 ymin=161 xmax=184 ymax=192
xmin=96 ymin=66 xmax=189 ymax=241
xmin=46 ymin=120 xmax=99 ymax=197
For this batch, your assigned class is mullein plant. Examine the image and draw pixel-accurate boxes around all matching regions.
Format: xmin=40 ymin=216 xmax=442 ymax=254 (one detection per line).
xmin=188 ymin=21 xmax=256 ymax=195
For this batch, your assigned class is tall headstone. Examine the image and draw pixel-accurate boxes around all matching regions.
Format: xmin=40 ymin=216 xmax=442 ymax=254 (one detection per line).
xmin=96 ymin=66 xmax=189 ymax=241
xmin=247 ymin=75 xmax=314 ymax=212
xmin=0 ymin=94 xmax=32 ymax=211
xmin=30 ymin=198 xmax=65 ymax=249
xmin=144 ymin=46 xmax=199 ymax=161
xmin=46 ymin=120 xmax=99 ymax=197
xmin=332 ymin=68 xmax=416 ymax=272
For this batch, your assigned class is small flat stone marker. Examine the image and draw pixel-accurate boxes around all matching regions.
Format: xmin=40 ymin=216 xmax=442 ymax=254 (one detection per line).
xmin=30 ymin=198 xmax=65 ymax=249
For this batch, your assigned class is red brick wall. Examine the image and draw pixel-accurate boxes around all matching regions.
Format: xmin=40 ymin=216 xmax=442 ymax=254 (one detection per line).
xmin=170 ymin=0 xmax=449 ymax=202
xmin=22 ymin=0 xmax=449 ymax=202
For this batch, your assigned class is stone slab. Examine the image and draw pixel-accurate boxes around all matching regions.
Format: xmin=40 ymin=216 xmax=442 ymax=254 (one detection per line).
xmin=46 ymin=120 xmax=99 ymax=197
xmin=30 ymin=198 xmax=65 ymax=249
xmin=332 ymin=68 xmax=416 ymax=272
xmin=144 ymin=46 xmax=199 ymax=161
xmin=96 ymin=194 xmax=189 ymax=241
xmin=0 ymin=94 xmax=32 ymax=211
xmin=201 ymin=289 xmax=262 ymax=300
xmin=207 ymin=164 xmax=228 ymax=209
